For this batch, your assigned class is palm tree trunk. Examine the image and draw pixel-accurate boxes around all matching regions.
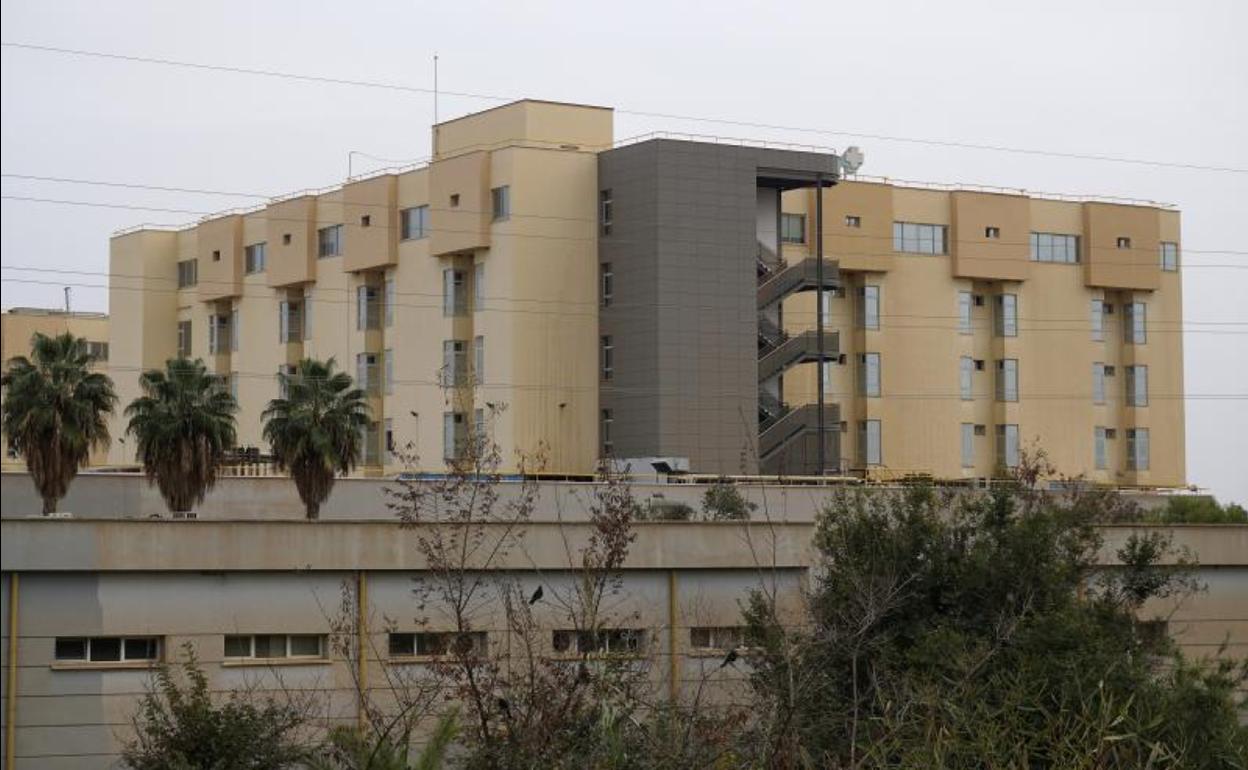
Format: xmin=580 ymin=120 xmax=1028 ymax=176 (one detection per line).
xmin=42 ymin=495 xmax=58 ymax=515
xmin=306 ymin=500 xmax=320 ymax=520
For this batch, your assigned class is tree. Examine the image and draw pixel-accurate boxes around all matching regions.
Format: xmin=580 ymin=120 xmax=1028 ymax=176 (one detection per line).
xmin=262 ymin=358 xmax=370 ymax=519
xmin=125 ymin=357 xmax=237 ymax=514
xmin=122 ymin=645 xmax=313 ymax=770
xmin=742 ymin=472 xmax=1248 ymax=768
xmin=1 ymin=331 xmax=116 ymax=514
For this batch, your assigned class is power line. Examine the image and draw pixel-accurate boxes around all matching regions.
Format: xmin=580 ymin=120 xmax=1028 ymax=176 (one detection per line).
xmin=2 ymin=41 xmax=1245 ymax=174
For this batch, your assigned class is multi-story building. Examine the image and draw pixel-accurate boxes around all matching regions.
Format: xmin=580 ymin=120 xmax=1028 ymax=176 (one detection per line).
xmin=104 ymin=99 xmax=1184 ymax=486
xmin=1 ymin=308 xmax=112 ymax=470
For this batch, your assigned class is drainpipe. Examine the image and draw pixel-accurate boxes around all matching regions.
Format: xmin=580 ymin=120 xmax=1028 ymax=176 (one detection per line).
xmin=815 ymin=175 xmax=826 ymax=474
xmin=356 ymin=570 xmax=368 ymax=731
xmin=668 ymin=570 xmax=679 ymax=703
xmin=6 ymin=574 xmax=18 ymax=770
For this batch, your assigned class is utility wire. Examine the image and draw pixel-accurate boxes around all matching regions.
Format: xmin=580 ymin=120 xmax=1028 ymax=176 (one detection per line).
xmin=2 ymin=41 xmax=1245 ymax=174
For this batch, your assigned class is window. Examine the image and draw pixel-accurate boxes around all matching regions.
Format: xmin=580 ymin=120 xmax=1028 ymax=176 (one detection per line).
xmin=449 ymin=193 xmax=460 ymax=207
xmin=996 ymin=424 xmax=1020 ymax=469
xmin=384 ymin=418 xmax=395 ymax=464
xmin=356 ymin=352 xmax=379 ymax=395
xmin=994 ymin=294 xmax=1017 ymax=337
xmin=472 ymin=408 xmax=486 ymax=453
xmin=857 ymin=285 xmax=880 ymax=330
xmin=223 ymin=634 xmax=324 ymax=660
xmin=361 ymin=421 xmax=380 ymax=466
xmin=228 ymin=372 xmax=239 ymax=401
xmin=844 ymin=214 xmax=861 ymax=228
xmin=996 ymin=359 xmax=1019 ymax=402
xmin=892 ymin=221 xmax=948 ymax=254
xmin=357 ymin=285 xmax=381 ymax=330
xmin=600 ymin=335 xmax=614 ymax=381
xmin=1030 ymin=232 xmax=1080 ymax=264
xmin=474 ymin=262 xmax=485 ymax=311
xmin=974 ymin=424 xmax=987 ymax=437
xmin=1094 ymin=427 xmax=1108 ymax=470
xmin=552 ymin=628 xmax=644 ymax=656
xmin=858 ymin=419 xmax=882 ymax=466
xmin=357 ymin=214 xmax=370 ymax=228
xmin=600 ymin=189 xmax=613 ymax=236
xmin=177 ymin=259 xmax=198 ymax=288
xmin=388 ymin=631 xmax=487 ymax=659
xmin=86 ymin=341 xmax=109 ymax=362
xmin=400 ymin=205 xmax=429 ymax=240
xmin=780 ymin=213 xmax=806 ymax=244
xmin=1116 ymin=236 xmax=1132 ymax=249
xmin=960 ymin=356 xmax=974 ymax=401
xmin=1160 ymin=241 xmax=1179 ymax=272
xmin=54 ymin=636 xmax=159 ymax=663
xmin=600 ymin=262 xmax=614 ymax=308
xmin=277 ymin=364 xmax=297 ymax=397
xmin=985 ymin=226 xmax=1001 ymax=239
xmin=491 ymin=185 xmax=510 ymax=221
xmin=1126 ymin=428 xmax=1150 ymax=471
xmin=441 ymin=340 xmax=467 ymax=387
xmin=1093 ymin=363 xmax=1107 ymax=405
xmin=384 ymin=349 xmax=394 ymax=395
xmin=244 ymin=242 xmax=267 ymax=274
xmin=1124 ymin=301 xmax=1147 ymax=344
xmin=443 ymin=269 xmax=467 ymax=316
xmin=208 ymin=313 xmax=232 ymax=355
xmin=601 ymin=408 xmax=614 ymax=456
xmin=282 ymin=233 xmax=292 ymax=245
xmin=443 ymin=412 xmax=467 ymax=460
xmin=211 ymin=249 xmax=221 ymax=262
xmin=279 ymin=300 xmax=303 ymax=343
xmin=1126 ymin=365 xmax=1149 ymax=407
xmin=177 ymin=320 xmax=192 ymax=358
xmin=961 ymin=423 xmax=975 ymax=469
xmin=317 ymin=224 xmax=343 ymax=258
xmin=958 ymin=291 xmax=973 ymax=334
xmin=858 ymin=352 xmax=881 ymax=397
xmin=690 ymin=626 xmax=746 ymax=651
xmin=384 ymin=279 xmax=395 ymax=327
xmin=1091 ymin=299 xmax=1105 ymax=341
xmin=473 ymin=336 xmax=484 ymax=385
xmin=974 ymin=359 xmax=985 ymax=371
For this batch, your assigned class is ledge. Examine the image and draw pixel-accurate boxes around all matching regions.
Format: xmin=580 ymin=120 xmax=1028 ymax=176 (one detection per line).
xmin=221 ymin=657 xmax=331 ymax=668
xmin=51 ymin=660 xmax=159 ymax=671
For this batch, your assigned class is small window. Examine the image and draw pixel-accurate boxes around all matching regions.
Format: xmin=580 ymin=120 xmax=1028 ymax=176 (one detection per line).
xmin=973 ymin=294 xmax=985 ymax=307
xmin=690 ymin=626 xmax=746 ymax=651
xmin=389 ymin=632 xmax=487 ymax=659
xmin=282 ymin=233 xmax=292 ymax=245
xmin=844 ymin=214 xmax=861 ymax=228
xmin=780 ymin=213 xmax=806 ymax=244
xmin=212 ymin=249 xmax=221 ymax=262
xmin=55 ymin=636 xmax=160 ymax=663
xmin=974 ymin=359 xmax=985 ymax=371
xmin=552 ymin=628 xmax=644 ymax=656
xmin=1105 ymin=428 xmax=1117 ymax=439
xmin=599 ymin=189 xmax=614 ymax=236
xmin=491 ymin=186 xmax=510 ymax=221
xmin=985 ymin=226 xmax=1000 ymax=239
xmin=224 ymin=634 xmax=323 ymax=660
xmin=449 ymin=193 xmax=460 ymax=208
xmin=360 ymin=214 xmax=371 ymax=227
xmin=600 ymin=335 xmax=614 ymax=381
xmin=600 ymin=263 xmax=614 ymax=308
xmin=601 ymin=408 xmax=614 ymax=457
xmin=1116 ymin=236 xmax=1132 ymax=249
xmin=973 ymin=424 xmax=987 ymax=437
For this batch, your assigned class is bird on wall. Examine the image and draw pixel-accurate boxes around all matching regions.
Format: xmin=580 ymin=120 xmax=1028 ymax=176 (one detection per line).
xmin=720 ymin=648 xmax=739 ymax=668
xmin=529 ymin=585 xmax=544 ymax=604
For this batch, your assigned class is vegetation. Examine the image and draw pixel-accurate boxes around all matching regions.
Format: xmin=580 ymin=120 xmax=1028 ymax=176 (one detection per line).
xmin=701 ymin=478 xmax=757 ymax=520
xmin=263 ymin=358 xmax=371 ymax=519
xmin=310 ymin=713 xmax=458 ymax=770
xmin=0 ymin=331 xmax=116 ymax=514
xmin=122 ymin=646 xmax=312 ymax=770
xmin=1144 ymin=495 xmax=1248 ymax=524
xmin=125 ymin=357 xmax=237 ymax=513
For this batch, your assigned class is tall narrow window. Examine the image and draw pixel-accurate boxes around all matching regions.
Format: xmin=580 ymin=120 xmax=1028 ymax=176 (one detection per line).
xmin=279 ymin=300 xmax=303 ymax=343
xmin=600 ymin=263 xmax=614 ymax=308
xmin=177 ymin=320 xmax=192 ymax=357
xmin=443 ymin=269 xmax=466 ymax=316
xmin=473 ymin=336 xmax=484 ymax=385
xmin=384 ymin=418 xmax=395 ymax=464
xmin=857 ymin=285 xmax=880 ymax=330
xmin=357 ymin=285 xmax=380 ymax=330
xmin=601 ymin=408 xmax=614 ymax=456
xmin=858 ymin=420 xmax=882 ymax=466
xmin=996 ymin=359 xmax=1019 ymax=402
xmin=958 ymin=291 xmax=973 ymax=334
xmin=443 ymin=412 xmax=467 ymax=460
xmin=384 ymin=349 xmax=394 ymax=395
xmin=1094 ymin=427 xmax=1108 ymax=470
xmin=1126 ymin=365 xmax=1149 ymax=407
xmin=384 ymin=279 xmax=395 ymax=327
xmin=442 ymin=341 xmax=467 ymax=387
xmin=600 ymin=336 xmax=614 ymax=381
xmin=1126 ymin=428 xmax=1150 ymax=471
xmin=960 ymin=356 xmax=974 ymax=401
xmin=599 ymin=190 xmax=613 ymax=236
xmin=491 ymin=186 xmax=510 ymax=221
xmin=1160 ymin=242 xmax=1179 ymax=272
xmin=994 ymin=294 xmax=1017 ymax=337
xmin=780 ymin=213 xmax=806 ymax=244
xmin=356 ymin=353 xmax=379 ymax=395
xmin=858 ymin=353 xmax=881 ymax=397
xmin=996 ymin=424 xmax=1020 ymax=469
xmin=230 ymin=310 xmax=240 ymax=352
xmin=474 ymin=263 xmax=485 ymax=311
xmin=1093 ymin=363 xmax=1106 ymax=405
xmin=961 ymin=423 xmax=975 ymax=468
xmin=1124 ymin=302 xmax=1147 ymax=344
xmin=1091 ymin=299 xmax=1105 ymax=342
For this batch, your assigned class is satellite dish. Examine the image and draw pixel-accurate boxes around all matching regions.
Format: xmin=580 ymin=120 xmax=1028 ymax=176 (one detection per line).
xmin=840 ymin=146 xmax=865 ymax=176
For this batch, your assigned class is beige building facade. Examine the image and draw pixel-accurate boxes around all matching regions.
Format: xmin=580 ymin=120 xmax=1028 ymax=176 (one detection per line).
xmin=102 ymin=99 xmax=1184 ymax=485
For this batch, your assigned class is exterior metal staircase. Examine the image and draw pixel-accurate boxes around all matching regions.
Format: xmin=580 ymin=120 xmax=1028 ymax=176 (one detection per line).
xmin=758 ymin=329 xmax=839 ymax=383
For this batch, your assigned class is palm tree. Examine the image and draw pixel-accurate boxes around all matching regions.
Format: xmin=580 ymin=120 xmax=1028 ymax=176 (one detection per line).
xmin=1 ymin=332 xmax=117 ymax=514
xmin=125 ymin=358 xmax=237 ymax=514
xmin=262 ymin=358 xmax=371 ymax=520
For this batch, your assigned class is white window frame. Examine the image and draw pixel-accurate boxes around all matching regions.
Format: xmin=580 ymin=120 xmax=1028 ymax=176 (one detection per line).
xmin=223 ymin=634 xmax=324 ymax=660
xmin=400 ymin=205 xmax=429 ymax=240
xmin=491 ymin=185 xmax=510 ymax=221
xmin=997 ymin=424 xmax=1020 ymax=469
xmin=54 ymin=636 xmax=160 ymax=663
xmin=859 ymin=352 xmax=881 ymax=397
xmin=892 ymin=221 xmax=948 ymax=254
xmin=960 ymin=423 xmax=975 ymax=469
xmin=859 ymin=419 xmax=882 ymax=466
xmin=958 ymin=291 xmax=973 ymax=334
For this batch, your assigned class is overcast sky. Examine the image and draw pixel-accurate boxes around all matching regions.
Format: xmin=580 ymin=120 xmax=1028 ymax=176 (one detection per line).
xmin=2 ymin=0 xmax=1244 ymax=503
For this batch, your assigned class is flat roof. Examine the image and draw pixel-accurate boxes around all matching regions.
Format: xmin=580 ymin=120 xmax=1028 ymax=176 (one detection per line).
xmin=433 ymin=98 xmax=614 ymax=129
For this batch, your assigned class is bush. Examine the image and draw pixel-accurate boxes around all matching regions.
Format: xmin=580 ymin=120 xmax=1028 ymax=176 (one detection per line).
xmin=641 ymin=498 xmax=695 ymax=521
xmin=1146 ymin=495 xmax=1248 ymax=524
xmin=701 ymin=479 xmax=757 ymax=520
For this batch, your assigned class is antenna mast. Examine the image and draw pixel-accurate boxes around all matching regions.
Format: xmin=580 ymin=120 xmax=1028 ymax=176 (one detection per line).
xmin=64 ymin=286 xmax=71 ymax=313
xmin=433 ymin=53 xmax=440 ymax=159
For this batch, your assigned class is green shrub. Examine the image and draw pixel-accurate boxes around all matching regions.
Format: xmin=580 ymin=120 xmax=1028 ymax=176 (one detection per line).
xmin=701 ymin=479 xmax=757 ymax=520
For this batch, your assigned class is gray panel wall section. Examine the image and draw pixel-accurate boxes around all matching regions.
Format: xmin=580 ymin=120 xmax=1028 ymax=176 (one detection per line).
xmin=599 ymin=140 xmax=838 ymax=475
